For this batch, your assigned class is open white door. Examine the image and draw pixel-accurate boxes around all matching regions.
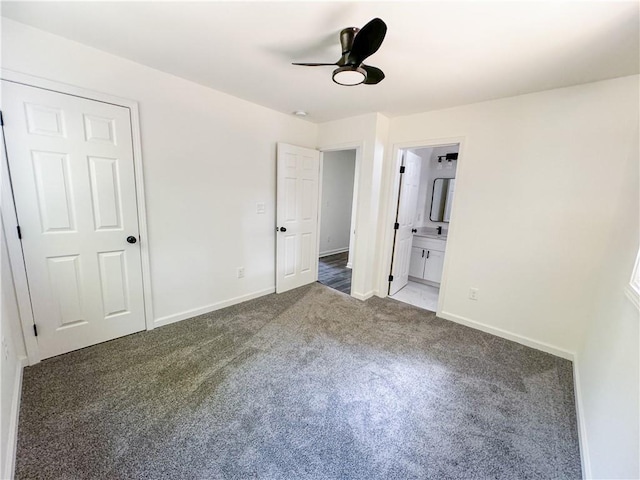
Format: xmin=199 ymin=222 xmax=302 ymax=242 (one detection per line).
xmin=389 ymin=150 xmax=422 ymax=295
xmin=2 ymin=81 xmax=146 ymax=359
xmin=276 ymin=143 xmax=320 ymax=293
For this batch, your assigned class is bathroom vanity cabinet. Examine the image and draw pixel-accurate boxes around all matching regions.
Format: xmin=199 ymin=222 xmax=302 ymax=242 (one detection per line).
xmin=409 ymin=236 xmax=446 ymax=285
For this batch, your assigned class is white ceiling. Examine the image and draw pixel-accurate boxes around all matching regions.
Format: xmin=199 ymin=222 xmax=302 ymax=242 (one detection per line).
xmin=3 ymin=1 xmax=638 ymax=123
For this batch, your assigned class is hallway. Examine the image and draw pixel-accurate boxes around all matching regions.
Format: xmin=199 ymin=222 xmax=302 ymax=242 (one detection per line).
xmin=317 ymin=252 xmax=351 ymax=294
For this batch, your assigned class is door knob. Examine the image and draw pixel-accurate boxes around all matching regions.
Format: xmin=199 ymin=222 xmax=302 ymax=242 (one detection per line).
xmin=411 ymin=229 xmax=417 ymax=233
xmin=127 ymin=236 xmax=137 ymax=244
xmin=278 ymin=227 xmax=287 ymax=232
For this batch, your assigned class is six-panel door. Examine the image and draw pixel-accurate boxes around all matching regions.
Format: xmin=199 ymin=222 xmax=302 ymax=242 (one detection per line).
xmin=2 ymin=81 xmax=146 ymax=359
xmin=276 ymin=143 xmax=320 ymax=293
xmin=389 ymin=150 xmax=422 ymax=295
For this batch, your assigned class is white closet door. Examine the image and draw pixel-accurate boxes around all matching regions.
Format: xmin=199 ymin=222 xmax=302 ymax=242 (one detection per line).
xmin=2 ymin=81 xmax=146 ymax=359
xmin=389 ymin=151 xmax=422 ymax=295
xmin=275 ymin=142 xmax=320 ymax=293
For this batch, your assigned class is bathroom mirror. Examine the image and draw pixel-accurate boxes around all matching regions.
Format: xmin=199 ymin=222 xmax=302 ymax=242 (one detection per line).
xmin=430 ymin=178 xmax=455 ymax=222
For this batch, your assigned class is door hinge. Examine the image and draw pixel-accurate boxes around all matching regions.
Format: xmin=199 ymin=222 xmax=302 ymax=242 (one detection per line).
xmin=394 ymin=222 xmax=399 ymax=230
xmin=388 ymin=275 xmax=394 ymax=282
xmin=0 ymin=111 xmax=4 ymax=126
xmin=33 ymin=324 xmax=38 ymax=337
xmin=399 ymin=165 xmax=405 ymax=173
xmin=16 ymin=226 xmax=22 ymax=239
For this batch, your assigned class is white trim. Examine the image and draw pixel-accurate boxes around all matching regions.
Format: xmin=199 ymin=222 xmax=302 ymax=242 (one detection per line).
xmin=318 ymin=141 xmax=364 ymax=153
xmin=128 ymin=102 xmax=155 ymax=331
xmin=2 ymin=69 xmax=139 ymax=110
xmin=0 ymin=69 xmax=154 ymax=363
xmin=408 ymin=276 xmax=441 ymax=288
xmin=626 ymin=249 xmax=640 ymax=310
xmin=154 ymin=287 xmax=275 ymax=328
xmin=380 ymin=147 xmax=405 ymax=296
xmin=316 ymin=151 xmax=324 ymax=283
xmin=319 ymin=247 xmax=350 ymax=258
xmin=629 ymin=250 xmax=640 ymax=294
xmin=351 ymin=290 xmax=376 ymax=301
xmin=4 ymin=356 xmax=26 ymax=480
xmin=1 ymin=159 xmax=39 ymax=365
xmin=625 ymin=284 xmax=640 ymax=310
xmin=439 ymin=310 xmax=575 ymax=360
xmin=572 ymin=359 xmax=592 ymax=479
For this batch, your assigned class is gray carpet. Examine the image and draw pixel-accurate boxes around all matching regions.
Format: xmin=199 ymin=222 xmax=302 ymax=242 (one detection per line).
xmin=16 ymin=283 xmax=582 ymax=479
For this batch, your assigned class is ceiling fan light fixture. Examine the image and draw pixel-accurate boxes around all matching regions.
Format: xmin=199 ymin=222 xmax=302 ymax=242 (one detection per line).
xmin=332 ymin=66 xmax=366 ymax=86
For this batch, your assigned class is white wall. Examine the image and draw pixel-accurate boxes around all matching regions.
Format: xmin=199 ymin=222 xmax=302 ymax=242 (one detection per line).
xmin=380 ymin=75 xmax=639 ymax=357
xmin=574 ymin=126 xmax=639 ymax=479
xmin=319 ymin=150 xmax=356 ymax=257
xmin=1 ymin=19 xmax=318 ymax=326
xmin=0 ymin=223 xmax=26 ymax=479
xmin=377 ymin=76 xmax=639 ymax=478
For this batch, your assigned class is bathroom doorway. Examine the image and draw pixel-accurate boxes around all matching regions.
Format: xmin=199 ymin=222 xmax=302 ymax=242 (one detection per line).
xmin=388 ymin=143 xmax=460 ymax=312
xmin=317 ymin=148 xmax=358 ymax=295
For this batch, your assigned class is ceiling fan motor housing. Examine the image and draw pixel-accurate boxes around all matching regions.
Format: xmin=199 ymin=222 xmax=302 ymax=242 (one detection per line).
xmin=339 ymin=27 xmax=359 ymax=65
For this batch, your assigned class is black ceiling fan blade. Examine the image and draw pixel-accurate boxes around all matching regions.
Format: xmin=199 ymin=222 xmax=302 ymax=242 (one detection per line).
xmin=349 ymin=18 xmax=387 ymax=65
xmin=362 ymin=65 xmax=385 ymax=84
xmin=292 ymin=62 xmax=338 ymax=66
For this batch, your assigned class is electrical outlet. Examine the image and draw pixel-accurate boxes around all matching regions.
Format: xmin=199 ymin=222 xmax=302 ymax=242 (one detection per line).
xmin=2 ymin=336 xmax=8 ymax=361
xmin=237 ymin=267 xmax=245 ymax=279
xmin=327 ymin=236 xmax=331 ymax=244
xmin=469 ymin=288 xmax=479 ymax=301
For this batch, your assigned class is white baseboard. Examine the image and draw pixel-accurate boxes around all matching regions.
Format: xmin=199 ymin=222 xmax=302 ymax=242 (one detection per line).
xmin=351 ymin=290 xmax=376 ymax=301
xmin=346 ymin=262 xmax=352 ymax=269
xmin=154 ymin=287 xmax=275 ymax=328
xmin=319 ymin=247 xmax=349 ymax=258
xmin=438 ymin=310 xmax=575 ymax=360
xmin=4 ymin=356 xmax=26 ymax=480
xmin=408 ymin=276 xmax=441 ymax=288
xmin=572 ymin=359 xmax=592 ymax=479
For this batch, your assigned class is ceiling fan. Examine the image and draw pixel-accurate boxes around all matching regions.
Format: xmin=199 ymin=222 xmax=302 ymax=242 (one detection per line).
xmin=292 ymin=18 xmax=387 ymax=86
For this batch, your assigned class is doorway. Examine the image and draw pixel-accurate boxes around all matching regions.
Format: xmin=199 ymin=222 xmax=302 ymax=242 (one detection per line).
xmin=388 ymin=143 xmax=460 ymax=312
xmin=317 ymin=149 xmax=357 ymax=295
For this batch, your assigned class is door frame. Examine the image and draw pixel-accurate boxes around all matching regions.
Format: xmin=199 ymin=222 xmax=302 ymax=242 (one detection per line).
xmin=317 ymin=142 xmax=362 ymax=298
xmin=0 ymin=69 xmax=154 ymax=365
xmin=379 ymin=136 xmax=466 ymax=318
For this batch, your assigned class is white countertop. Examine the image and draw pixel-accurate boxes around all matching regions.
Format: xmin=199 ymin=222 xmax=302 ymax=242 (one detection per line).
xmin=413 ymin=227 xmax=447 ymax=240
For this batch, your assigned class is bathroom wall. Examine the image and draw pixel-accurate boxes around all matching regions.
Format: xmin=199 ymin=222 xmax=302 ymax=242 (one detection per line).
xmin=414 ymin=145 xmax=459 ymax=228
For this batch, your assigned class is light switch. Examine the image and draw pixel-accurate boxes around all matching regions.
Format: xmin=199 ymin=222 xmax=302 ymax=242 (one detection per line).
xmin=256 ymin=202 xmax=266 ymax=214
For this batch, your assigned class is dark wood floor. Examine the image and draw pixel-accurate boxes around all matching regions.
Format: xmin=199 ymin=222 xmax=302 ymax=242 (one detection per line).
xmin=318 ymin=252 xmax=351 ymax=294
